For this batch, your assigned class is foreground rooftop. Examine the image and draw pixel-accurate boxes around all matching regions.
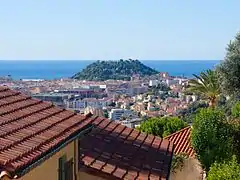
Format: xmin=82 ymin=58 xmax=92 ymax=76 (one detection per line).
xmin=80 ymin=117 xmax=173 ymax=179
xmin=164 ymin=126 xmax=195 ymax=157
xmin=0 ymin=86 xmax=174 ymax=179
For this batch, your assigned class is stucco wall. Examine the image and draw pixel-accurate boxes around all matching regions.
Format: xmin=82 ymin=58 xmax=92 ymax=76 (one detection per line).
xmin=17 ymin=140 xmax=77 ymax=180
xmin=170 ymin=157 xmax=203 ymax=180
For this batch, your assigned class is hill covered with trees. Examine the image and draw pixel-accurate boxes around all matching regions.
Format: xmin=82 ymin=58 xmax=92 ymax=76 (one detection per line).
xmin=72 ymin=59 xmax=158 ymax=81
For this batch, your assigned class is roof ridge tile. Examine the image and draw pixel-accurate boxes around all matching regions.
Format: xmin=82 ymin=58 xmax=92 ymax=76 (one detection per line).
xmin=80 ymin=118 xmax=173 ymax=180
xmin=164 ymin=126 xmax=195 ymax=157
xmin=163 ymin=126 xmax=191 ymax=139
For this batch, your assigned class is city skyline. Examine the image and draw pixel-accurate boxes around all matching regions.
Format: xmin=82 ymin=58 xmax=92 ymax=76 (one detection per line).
xmin=0 ymin=0 xmax=239 ymax=60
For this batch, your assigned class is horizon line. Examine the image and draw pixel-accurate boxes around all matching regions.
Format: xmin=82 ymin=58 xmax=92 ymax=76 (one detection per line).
xmin=0 ymin=59 xmax=221 ymax=61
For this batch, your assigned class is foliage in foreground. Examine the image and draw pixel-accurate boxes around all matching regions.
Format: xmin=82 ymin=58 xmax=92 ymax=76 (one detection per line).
xmin=191 ymin=108 xmax=234 ymax=171
xmin=137 ymin=117 xmax=187 ymax=138
xmin=208 ymin=156 xmax=240 ymax=180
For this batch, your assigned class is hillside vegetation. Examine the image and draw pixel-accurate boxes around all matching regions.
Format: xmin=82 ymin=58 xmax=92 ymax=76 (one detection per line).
xmin=72 ymin=59 xmax=158 ymax=81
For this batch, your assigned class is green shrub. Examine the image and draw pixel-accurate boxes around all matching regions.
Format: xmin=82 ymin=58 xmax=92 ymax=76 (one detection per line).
xmin=191 ymin=108 xmax=234 ymax=171
xmin=208 ymin=156 xmax=240 ymax=180
xmin=138 ymin=117 xmax=187 ymax=138
xmin=171 ymin=153 xmax=188 ymax=173
xmin=231 ymin=102 xmax=240 ymax=118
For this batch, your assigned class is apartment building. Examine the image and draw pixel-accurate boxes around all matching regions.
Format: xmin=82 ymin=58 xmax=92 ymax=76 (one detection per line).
xmin=65 ymin=98 xmax=112 ymax=111
xmin=109 ymin=108 xmax=138 ymax=121
xmin=32 ymin=93 xmax=71 ymax=107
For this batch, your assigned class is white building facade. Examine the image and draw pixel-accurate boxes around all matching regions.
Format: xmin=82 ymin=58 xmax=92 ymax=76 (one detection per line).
xmin=109 ymin=109 xmax=138 ymax=121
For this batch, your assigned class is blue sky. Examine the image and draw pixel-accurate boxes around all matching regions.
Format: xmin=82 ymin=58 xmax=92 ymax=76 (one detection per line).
xmin=0 ymin=0 xmax=239 ymax=60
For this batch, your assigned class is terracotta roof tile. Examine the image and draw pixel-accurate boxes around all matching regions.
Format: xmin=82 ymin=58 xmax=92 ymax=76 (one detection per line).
xmin=0 ymin=86 xmax=175 ymax=179
xmin=79 ymin=118 xmax=174 ymax=180
xmin=164 ymin=126 xmax=195 ymax=157
xmin=0 ymin=87 xmax=95 ymax=178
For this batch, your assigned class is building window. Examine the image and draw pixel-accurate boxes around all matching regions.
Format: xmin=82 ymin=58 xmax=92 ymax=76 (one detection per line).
xmin=65 ymin=158 xmax=73 ymax=180
xmin=59 ymin=155 xmax=73 ymax=180
xmin=59 ymin=155 xmax=66 ymax=180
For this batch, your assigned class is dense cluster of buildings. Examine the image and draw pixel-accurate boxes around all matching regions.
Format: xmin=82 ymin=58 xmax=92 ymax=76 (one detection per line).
xmin=0 ymin=73 xmax=205 ymax=180
xmin=0 ymin=85 xmax=203 ymax=180
xmin=0 ymin=72 xmax=197 ymax=129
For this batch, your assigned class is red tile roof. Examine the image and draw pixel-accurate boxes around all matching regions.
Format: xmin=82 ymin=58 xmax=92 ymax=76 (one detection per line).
xmin=0 ymin=86 xmax=96 ymax=178
xmin=79 ymin=118 xmax=174 ymax=180
xmin=0 ymin=86 xmax=174 ymax=179
xmin=164 ymin=126 xmax=195 ymax=157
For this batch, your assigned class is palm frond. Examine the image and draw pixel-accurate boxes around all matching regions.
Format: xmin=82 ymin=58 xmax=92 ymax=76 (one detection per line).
xmin=186 ymin=69 xmax=221 ymax=106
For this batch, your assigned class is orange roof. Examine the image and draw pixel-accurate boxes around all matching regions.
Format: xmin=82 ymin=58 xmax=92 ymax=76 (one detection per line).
xmin=80 ymin=118 xmax=174 ymax=180
xmin=0 ymin=86 xmax=96 ymax=178
xmin=164 ymin=126 xmax=195 ymax=157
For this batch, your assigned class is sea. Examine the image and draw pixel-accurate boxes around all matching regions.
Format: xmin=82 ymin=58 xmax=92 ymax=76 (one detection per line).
xmin=0 ymin=60 xmax=220 ymax=80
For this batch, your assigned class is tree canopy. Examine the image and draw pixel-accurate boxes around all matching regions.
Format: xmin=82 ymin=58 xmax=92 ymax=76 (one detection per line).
xmin=217 ymin=32 xmax=240 ymax=96
xmin=137 ymin=117 xmax=187 ymax=138
xmin=208 ymin=156 xmax=240 ymax=180
xmin=191 ymin=108 xmax=234 ymax=171
xmin=72 ymin=59 xmax=158 ymax=81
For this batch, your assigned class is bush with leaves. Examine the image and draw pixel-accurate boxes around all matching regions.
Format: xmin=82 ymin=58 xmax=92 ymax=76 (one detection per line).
xmin=191 ymin=108 xmax=234 ymax=171
xmin=138 ymin=117 xmax=187 ymax=138
xmin=232 ymin=124 xmax=240 ymax=163
xmin=231 ymin=101 xmax=240 ymax=118
xmin=171 ymin=153 xmax=188 ymax=173
xmin=208 ymin=156 xmax=240 ymax=180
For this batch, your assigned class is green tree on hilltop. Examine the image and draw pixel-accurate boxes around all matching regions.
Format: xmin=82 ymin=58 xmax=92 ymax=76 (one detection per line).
xmin=72 ymin=59 xmax=158 ymax=81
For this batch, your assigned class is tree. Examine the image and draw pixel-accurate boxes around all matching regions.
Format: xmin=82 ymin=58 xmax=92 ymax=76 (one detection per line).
xmin=187 ymin=69 xmax=220 ymax=107
xmin=103 ymin=111 xmax=109 ymax=118
xmin=217 ymin=96 xmax=240 ymax=117
xmin=178 ymin=101 xmax=208 ymax=123
xmin=72 ymin=59 xmax=158 ymax=81
xmin=233 ymin=123 xmax=240 ymax=162
xmin=137 ymin=117 xmax=187 ymax=138
xmin=232 ymin=101 xmax=240 ymax=118
xmin=229 ymin=102 xmax=240 ymax=162
xmin=208 ymin=156 xmax=240 ymax=180
xmin=162 ymin=117 xmax=187 ymax=137
xmin=217 ymin=32 xmax=240 ymax=96
xmin=137 ymin=117 xmax=164 ymax=137
xmin=191 ymin=108 xmax=234 ymax=171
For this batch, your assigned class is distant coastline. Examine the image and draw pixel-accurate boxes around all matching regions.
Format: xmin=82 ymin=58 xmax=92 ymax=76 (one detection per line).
xmin=0 ymin=60 xmax=220 ymax=80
